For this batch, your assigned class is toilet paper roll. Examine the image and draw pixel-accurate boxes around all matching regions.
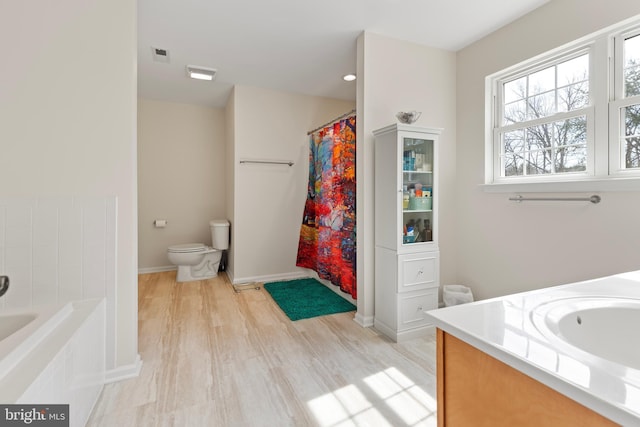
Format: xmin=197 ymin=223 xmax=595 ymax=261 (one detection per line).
xmin=154 ymin=219 xmax=167 ymax=228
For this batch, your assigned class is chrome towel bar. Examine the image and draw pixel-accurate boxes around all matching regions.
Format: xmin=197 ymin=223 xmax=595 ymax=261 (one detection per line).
xmin=509 ymin=195 xmax=601 ymax=204
xmin=239 ymin=159 xmax=294 ymax=166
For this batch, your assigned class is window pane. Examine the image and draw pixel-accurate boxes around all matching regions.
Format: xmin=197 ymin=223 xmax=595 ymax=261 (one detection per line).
xmin=555 ymin=145 xmax=587 ymax=172
xmin=625 ymin=137 xmax=640 ymax=168
xmin=557 ymin=54 xmax=589 ymax=87
xmin=501 ymin=116 xmax=587 ymax=176
xmin=504 ymin=76 xmax=526 ymax=104
xmin=503 ymin=155 xmax=524 ymax=176
xmin=625 ymin=34 xmax=640 ymax=66
xmin=504 ymin=100 xmax=527 ymax=125
xmin=558 ymin=81 xmax=589 ymax=112
xmin=504 ymin=130 xmax=525 ymax=154
xmin=555 ymin=116 xmax=587 ymax=147
xmin=623 ymin=104 xmax=640 ymax=168
xmin=529 ymin=66 xmax=555 ymax=95
xmin=501 ymin=53 xmax=590 ymax=126
xmin=624 ymin=104 xmax=640 ymax=137
xmin=526 ymin=150 xmax=552 ymax=174
xmin=526 ymin=124 xmax=552 ymax=151
xmin=625 ymin=34 xmax=640 ymax=97
xmin=527 ymin=91 xmax=556 ymax=119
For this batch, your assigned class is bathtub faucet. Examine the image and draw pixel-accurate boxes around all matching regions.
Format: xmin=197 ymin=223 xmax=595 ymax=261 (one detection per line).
xmin=0 ymin=276 xmax=8 ymax=297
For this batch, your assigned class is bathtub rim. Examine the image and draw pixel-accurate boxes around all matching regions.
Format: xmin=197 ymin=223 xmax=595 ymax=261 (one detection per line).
xmin=0 ymin=302 xmax=74 ymax=382
xmin=0 ymin=312 xmax=38 ymax=341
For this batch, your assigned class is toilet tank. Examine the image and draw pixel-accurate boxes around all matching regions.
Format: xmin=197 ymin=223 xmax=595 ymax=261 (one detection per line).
xmin=210 ymin=220 xmax=230 ymax=250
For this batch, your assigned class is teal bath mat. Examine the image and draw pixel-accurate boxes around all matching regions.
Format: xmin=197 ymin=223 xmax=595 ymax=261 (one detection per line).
xmin=264 ymin=278 xmax=356 ymax=321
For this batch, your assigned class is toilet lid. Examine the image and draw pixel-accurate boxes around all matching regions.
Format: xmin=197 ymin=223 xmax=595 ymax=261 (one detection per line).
xmin=168 ymin=243 xmax=206 ymax=253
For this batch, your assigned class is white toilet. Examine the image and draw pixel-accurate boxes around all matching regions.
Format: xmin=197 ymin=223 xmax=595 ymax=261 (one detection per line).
xmin=167 ymin=220 xmax=230 ymax=282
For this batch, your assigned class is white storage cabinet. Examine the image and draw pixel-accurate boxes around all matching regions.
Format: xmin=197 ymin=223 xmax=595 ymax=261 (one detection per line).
xmin=373 ymin=124 xmax=441 ymax=341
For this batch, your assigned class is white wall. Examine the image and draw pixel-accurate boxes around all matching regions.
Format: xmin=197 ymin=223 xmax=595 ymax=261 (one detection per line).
xmin=357 ymin=32 xmax=457 ymax=325
xmin=456 ymin=0 xmax=640 ymax=299
xmin=225 ymin=89 xmax=237 ymax=281
xmin=138 ymin=99 xmax=226 ymax=270
xmin=0 ymin=0 xmax=137 ymax=373
xmin=229 ymin=86 xmax=355 ymax=284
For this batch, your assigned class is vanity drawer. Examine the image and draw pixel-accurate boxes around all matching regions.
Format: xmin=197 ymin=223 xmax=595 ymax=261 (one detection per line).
xmin=398 ymin=289 xmax=438 ymax=331
xmin=398 ymin=252 xmax=438 ymax=292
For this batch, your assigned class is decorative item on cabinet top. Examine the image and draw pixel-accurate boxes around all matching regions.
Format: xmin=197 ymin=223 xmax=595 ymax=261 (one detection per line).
xmin=396 ymin=111 xmax=421 ymax=124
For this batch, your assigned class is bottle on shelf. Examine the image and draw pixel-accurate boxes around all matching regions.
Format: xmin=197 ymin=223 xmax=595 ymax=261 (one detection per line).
xmin=403 ymin=186 xmax=410 ymax=209
xmin=415 ymin=183 xmax=423 ymax=197
xmin=415 ymin=220 xmax=423 ymax=242
xmin=423 ymin=219 xmax=433 ymax=242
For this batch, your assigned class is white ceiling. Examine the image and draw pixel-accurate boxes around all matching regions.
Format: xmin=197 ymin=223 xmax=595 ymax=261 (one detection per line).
xmin=138 ymin=0 xmax=549 ymax=108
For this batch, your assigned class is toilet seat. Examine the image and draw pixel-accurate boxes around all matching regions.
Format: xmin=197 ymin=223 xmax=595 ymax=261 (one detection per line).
xmin=168 ymin=243 xmax=208 ymax=253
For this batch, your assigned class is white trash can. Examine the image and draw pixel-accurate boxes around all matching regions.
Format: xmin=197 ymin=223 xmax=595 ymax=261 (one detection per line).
xmin=443 ymin=285 xmax=474 ymax=307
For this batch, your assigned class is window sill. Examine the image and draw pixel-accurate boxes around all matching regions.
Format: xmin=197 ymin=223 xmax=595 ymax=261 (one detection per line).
xmin=481 ymin=177 xmax=640 ymax=193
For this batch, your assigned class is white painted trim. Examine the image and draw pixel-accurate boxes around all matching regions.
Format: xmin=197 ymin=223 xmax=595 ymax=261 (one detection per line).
xmin=373 ymin=321 xmax=434 ymax=342
xmin=104 ymin=354 xmax=143 ymax=384
xmin=138 ymin=266 xmax=176 ymax=274
xmin=225 ymin=267 xmax=234 ymax=284
xmin=395 ymin=325 xmax=435 ymax=342
xmin=232 ymin=271 xmax=308 ymax=285
xmin=480 ymin=176 xmax=640 ymax=193
xmin=373 ymin=319 xmax=397 ymax=340
xmin=354 ymin=311 xmax=374 ymax=328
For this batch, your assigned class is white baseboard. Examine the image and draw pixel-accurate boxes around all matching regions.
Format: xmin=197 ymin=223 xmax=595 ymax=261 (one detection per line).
xmin=396 ymin=325 xmax=435 ymax=342
xmin=225 ymin=268 xmax=234 ymax=284
xmin=105 ymin=354 xmax=143 ymax=384
xmin=354 ymin=312 xmax=374 ymax=328
xmin=232 ymin=271 xmax=309 ymax=285
xmin=373 ymin=321 xmax=435 ymax=342
xmin=138 ymin=266 xmax=176 ymax=274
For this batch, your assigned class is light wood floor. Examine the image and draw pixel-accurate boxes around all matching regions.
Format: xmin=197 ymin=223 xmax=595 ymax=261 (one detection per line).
xmin=87 ymin=271 xmax=438 ymax=427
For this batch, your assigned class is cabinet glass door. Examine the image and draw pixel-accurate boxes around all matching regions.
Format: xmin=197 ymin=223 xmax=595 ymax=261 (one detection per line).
xmin=401 ymin=136 xmax=434 ymax=245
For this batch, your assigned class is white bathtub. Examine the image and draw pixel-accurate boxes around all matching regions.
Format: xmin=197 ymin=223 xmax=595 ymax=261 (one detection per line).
xmin=0 ymin=313 xmax=37 ymax=341
xmin=0 ymin=299 xmax=105 ymax=427
xmin=0 ymin=303 xmax=73 ymax=381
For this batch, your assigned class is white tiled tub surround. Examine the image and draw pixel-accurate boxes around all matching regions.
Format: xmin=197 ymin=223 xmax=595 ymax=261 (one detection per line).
xmin=0 ymin=197 xmax=117 ymax=422
xmin=0 ymin=197 xmax=115 ymax=308
xmin=0 ymin=299 xmax=106 ymax=427
xmin=0 ymin=197 xmax=116 ymax=369
xmin=425 ymin=271 xmax=640 ymax=426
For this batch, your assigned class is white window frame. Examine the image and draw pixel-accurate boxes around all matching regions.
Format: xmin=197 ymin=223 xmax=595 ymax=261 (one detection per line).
xmin=484 ymin=15 xmax=640 ymax=193
xmin=609 ymin=26 xmax=640 ymax=178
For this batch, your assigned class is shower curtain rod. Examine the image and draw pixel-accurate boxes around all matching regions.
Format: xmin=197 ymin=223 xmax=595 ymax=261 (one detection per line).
xmin=307 ymin=109 xmax=356 ymax=135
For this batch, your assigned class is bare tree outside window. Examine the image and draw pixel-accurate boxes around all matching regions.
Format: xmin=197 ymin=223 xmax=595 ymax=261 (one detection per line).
xmin=501 ymin=54 xmax=589 ymax=177
xmin=623 ymin=34 xmax=640 ymax=169
xmin=489 ymin=22 xmax=640 ymax=186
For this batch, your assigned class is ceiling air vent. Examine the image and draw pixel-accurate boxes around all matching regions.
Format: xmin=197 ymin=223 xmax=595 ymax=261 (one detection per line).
xmin=151 ymin=46 xmax=170 ymax=63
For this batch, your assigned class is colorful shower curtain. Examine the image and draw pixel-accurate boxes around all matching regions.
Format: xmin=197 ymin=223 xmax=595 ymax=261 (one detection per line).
xmin=296 ymin=115 xmax=357 ymax=298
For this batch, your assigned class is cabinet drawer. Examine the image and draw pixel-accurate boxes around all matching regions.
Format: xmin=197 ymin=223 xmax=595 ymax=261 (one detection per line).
xmin=398 ymin=252 xmax=438 ymax=292
xmin=398 ymin=289 xmax=437 ymax=331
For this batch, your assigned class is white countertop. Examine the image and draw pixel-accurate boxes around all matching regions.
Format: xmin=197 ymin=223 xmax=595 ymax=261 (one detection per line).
xmin=424 ymin=270 xmax=640 ymax=426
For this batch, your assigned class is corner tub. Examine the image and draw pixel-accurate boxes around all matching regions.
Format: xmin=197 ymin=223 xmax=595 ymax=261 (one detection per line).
xmin=424 ymin=271 xmax=640 ymax=426
xmin=0 ymin=300 xmax=106 ymax=427
xmin=0 ymin=313 xmax=37 ymax=341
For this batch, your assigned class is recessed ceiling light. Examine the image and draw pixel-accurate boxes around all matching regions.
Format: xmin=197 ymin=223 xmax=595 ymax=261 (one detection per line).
xmin=343 ymin=74 xmax=356 ymax=82
xmin=186 ymin=65 xmax=217 ymax=81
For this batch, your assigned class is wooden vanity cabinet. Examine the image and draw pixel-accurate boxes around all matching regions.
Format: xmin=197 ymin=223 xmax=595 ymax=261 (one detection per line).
xmin=436 ymin=329 xmax=618 ymax=427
